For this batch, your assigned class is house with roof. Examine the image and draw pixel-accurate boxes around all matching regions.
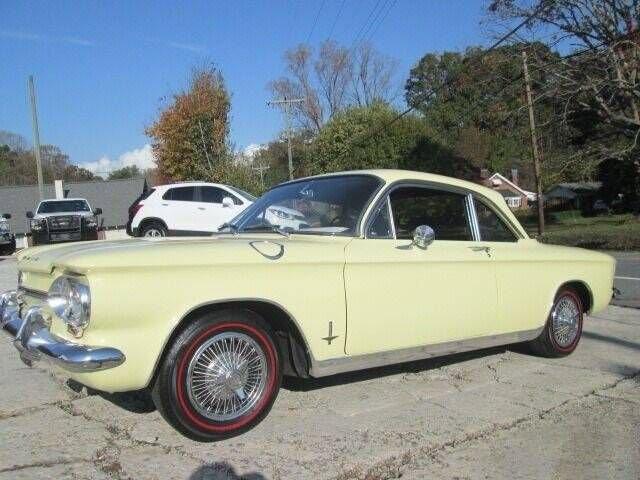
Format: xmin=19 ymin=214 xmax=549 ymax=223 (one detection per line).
xmin=545 ymin=182 xmax=602 ymax=211
xmin=478 ymin=169 xmax=537 ymax=210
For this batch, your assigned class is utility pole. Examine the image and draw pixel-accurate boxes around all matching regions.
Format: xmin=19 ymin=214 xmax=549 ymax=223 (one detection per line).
xmin=267 ymin=97 xmax=304 ymax=180
xmin=252 ymin=162 xmax=270 ymax=189
xmin=28 ymin=75 xmax=44 ymax=200
xmin=522 ymin=50 xmax=545 ymax=235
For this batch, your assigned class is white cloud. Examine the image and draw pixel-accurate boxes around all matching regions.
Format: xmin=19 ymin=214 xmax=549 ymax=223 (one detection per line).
xmin=81 ymin=144 xmax=155 ymax=175
xmin=166 ymin=41 xmax=207 ymax=53
xmin=0 ymin=30 xmax=95 ymax=46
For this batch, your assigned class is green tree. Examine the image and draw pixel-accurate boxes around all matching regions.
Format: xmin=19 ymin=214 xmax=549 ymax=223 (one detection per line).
xmin=405 ymin=44 xmax=580 ymax=189
xmin=308 ymin=102 xmax=474 ymax=178
xmin=108 ymin=165 xmax=141 ymax=180
xmin=146 ymin=65 xmax=231 ymax=182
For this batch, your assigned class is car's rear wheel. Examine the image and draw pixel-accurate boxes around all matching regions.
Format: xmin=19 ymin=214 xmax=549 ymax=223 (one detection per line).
xmin=529 ymin=288 xmax=584 ymax=357
xmin=140 ymin=221 xmax=167 ymax=237
xmin=152 ymin=309 xmax=281 ymax=441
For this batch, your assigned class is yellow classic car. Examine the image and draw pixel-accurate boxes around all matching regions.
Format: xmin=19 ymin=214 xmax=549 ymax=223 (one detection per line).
xmin=1 ymin=170 xmax=615 ymax=441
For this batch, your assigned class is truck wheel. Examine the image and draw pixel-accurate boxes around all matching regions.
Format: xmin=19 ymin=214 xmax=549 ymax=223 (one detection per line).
xmin=140 ymin=222 xmax=167 ymax=237
xmin=529 ymin=288 xmax=584 ymax=357
xmin=152 ymin=309 xmax=281 ymax=441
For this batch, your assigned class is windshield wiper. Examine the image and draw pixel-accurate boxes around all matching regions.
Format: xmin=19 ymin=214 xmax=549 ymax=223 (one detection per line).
xmin=218 ymin=222 xmax=239 ymax=235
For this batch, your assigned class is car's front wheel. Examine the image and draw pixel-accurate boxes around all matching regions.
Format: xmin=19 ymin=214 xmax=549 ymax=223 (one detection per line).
xmin=529 ymin=288 xmax=584 ymax=357
xmin=152 ymin=309 xmax=281 ymax=441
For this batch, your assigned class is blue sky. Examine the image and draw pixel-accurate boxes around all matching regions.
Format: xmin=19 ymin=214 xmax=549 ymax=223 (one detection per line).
xmin=1 ymin=0 xmax=496 ymax=174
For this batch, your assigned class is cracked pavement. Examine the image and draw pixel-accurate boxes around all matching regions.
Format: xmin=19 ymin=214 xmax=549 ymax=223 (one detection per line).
xmin=0 ymin=258 xmax=639 ymax=479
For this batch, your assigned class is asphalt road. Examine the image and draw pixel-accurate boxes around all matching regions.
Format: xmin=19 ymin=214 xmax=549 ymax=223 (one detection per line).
xmin=0 ymin=257 xmax=639 ymax=479
xmin=611 ymin=251 xmax=640 ymax=308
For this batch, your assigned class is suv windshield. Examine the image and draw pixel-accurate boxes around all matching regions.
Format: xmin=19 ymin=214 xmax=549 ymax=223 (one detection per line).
xmin=225 ymin=175 xmax=382 ymax=236
xmin=37 ymin=200 xmax=90 ymax=214
xmin=228 ymin=186 xmax=257 ymax=202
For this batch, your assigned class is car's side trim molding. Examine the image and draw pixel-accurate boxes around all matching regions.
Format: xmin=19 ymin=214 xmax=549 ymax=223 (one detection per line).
xmin=309 ymin=327 xmax=543 ymax=377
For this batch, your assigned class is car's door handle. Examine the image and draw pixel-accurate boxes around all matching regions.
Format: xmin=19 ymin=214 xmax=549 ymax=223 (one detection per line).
xmin=198 ymin=207 xmax=206 ymax=211
xmin=470 ymin=246 xmax=492 ymax=257
xmin=161 ymin=203 xmax=168 ymax=206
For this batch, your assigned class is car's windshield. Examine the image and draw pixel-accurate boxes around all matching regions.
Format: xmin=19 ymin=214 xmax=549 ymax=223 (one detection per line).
xmin=228 ymin=186 xmax=257 ymax=202
xmin=224 ymin=175 xmax=382 ymax=236
xmin=37 ymin=200 xmax=90 ymax=214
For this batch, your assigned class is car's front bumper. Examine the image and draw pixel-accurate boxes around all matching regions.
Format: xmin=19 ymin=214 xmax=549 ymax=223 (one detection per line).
xmin=0 ymin=290 xmax=125 ymax=372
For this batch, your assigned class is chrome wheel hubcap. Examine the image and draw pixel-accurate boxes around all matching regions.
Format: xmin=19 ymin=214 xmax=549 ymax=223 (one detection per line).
xmin=144 ymin=228 xmax=163 ymax=237
xmin=551 ymin=296 xmax=580 ymax=347
xmin=186 ymin=332 xmax=268 ymax=422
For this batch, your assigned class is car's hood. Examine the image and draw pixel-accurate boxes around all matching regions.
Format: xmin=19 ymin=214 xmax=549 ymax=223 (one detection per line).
xmin=16 ymin=235 xmax=352 ymax=274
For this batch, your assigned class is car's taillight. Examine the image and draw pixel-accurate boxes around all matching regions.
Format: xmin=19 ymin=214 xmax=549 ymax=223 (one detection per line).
xmin=129 ymin=203 xmax=143 ymax=218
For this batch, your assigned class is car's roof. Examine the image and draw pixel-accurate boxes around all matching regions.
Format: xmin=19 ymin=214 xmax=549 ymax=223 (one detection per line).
xmin=284 ymin=169 xmax=501 ymax=200
xmin=39 ymin=198 xmax=88 ymax=202
xmin=155 ymin=182 xmax=231 ymax=189
xmin=279 ymin=169 xmax=528 ymax=237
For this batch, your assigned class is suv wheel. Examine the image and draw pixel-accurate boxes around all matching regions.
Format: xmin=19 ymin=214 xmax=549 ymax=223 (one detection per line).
xmin=152 ymin=309 xmax=281 ymax=441
xmin=140 ymin=222 xmax=167 ymax=237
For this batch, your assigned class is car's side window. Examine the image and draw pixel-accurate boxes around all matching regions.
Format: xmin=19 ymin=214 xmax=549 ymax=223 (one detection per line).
xmin=163 ymin=186 xmax=196 ymax=202
xmin=475 ymin=200 xmax=518 ymax=242
xmin=367 ymin=198 xmax=393 ymax=239
xmin=199 ymin=186 xmax=224 ymax=204
xmin=389 ymin=186 xmax=472 ymax=241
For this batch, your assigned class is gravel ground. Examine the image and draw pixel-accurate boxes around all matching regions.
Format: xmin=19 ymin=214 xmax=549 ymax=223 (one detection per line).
xmin=0 ymin=257 xmax=638 ymax=480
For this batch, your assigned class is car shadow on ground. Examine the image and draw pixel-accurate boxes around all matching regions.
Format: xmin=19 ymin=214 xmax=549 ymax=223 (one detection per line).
xmin=189 ymin=462 xmax=267 ymax=480
xmin=66 ymin=379 xmax=156 ymax=413
xmin=283 ymin=345 xmax=512 ymax=392
xmin=65 ymin=346 xmax=514 ymax=413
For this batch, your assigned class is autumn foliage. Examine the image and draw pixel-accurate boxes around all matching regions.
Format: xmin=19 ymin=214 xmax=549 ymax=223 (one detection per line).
xmin=146 ymin=66 xmax=231 ymax=182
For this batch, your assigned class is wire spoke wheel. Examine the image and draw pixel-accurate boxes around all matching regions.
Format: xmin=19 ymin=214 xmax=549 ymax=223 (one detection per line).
xmin=551 ymin=295 xmax=580 ymax=348
xmin=186 ymin=331 xmax=268 ymax=422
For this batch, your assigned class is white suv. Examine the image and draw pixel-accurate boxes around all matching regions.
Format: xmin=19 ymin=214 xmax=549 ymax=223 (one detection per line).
xmin=126 ymin=182 xmax=256 ymax=237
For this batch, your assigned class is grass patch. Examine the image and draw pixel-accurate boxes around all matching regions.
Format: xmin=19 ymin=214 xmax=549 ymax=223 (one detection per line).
xmin=531 ymin=214 xmax=640 ymax=250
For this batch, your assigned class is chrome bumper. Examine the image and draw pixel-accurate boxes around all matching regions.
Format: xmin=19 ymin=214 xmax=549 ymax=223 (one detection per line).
xmin=0 ymin=290 xmax=125 ymax=372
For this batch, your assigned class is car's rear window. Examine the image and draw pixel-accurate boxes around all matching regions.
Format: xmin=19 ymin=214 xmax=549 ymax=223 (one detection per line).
xmin=163 ymin=186 xmax=196 ymax=202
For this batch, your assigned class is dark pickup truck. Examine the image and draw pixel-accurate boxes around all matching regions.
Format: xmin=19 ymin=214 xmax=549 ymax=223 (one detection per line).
xmin=27 ymin=198 xmax=102 ymax=246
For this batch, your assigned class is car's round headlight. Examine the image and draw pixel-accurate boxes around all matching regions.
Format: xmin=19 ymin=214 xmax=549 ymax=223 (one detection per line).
xmin=47 ymin=276 xmax=91 ymax=334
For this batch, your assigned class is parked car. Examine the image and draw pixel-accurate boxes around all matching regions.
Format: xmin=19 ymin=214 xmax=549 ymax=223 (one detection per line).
xmin=27 ymin=198 xmax=102 ymax=245
xmin=0 ymin=213 xmax=16 ymax=255
xmin=126 ymin=182 xmax=256 ymax=237
xmin=26 ymin=198 xmax=103 ymax=246
xmin=1 ymin=170 xmax=615 ymax=441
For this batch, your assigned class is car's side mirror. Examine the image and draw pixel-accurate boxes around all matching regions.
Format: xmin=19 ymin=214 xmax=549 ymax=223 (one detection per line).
xmin=222 ymin=197 xmax=234 ymax=208
xmin=93 ymin=208 xmax=103 ymax=215
xmin=26 ymin=211 xmax=34 ymax=219
xmin=2 ymin=213 xmax=11 ymax=219
xmin=413 ymin=225 xmax=435 ymax=249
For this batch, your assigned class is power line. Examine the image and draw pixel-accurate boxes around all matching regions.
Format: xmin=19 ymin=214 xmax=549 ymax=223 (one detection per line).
xmin=305 ymin=0 xmax=326 ymax=44
xmin=336 ymin=2 xmax=550 ymax=159
xmin=351 ymin=0 xmax=384 ymax=47
xmin=358 ymin=0 xmax=391 ymax=46
xmin=327 ymin=0 xmax=346 ymax=41
xmin=363 ymin=0 xmax=397 ymax=44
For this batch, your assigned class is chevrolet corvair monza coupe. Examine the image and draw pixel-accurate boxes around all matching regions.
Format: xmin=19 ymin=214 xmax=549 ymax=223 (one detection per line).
xmin=1 ymin=170 xmax=615 ymax=441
